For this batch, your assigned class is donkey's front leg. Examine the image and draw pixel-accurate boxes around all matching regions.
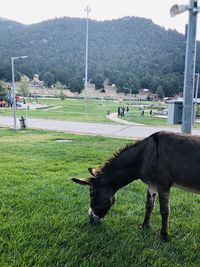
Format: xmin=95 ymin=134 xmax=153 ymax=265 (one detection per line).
xmin=141 ymin=187 xmax=157 ymax=229
xmin=158 ymin=188 xmax=170 ymax=241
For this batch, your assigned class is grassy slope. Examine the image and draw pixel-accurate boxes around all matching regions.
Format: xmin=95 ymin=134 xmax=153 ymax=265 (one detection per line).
xmin=0 ymin=128 xmax=200 ymax=267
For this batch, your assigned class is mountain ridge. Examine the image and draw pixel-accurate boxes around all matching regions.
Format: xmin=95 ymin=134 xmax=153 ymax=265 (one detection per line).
xmin=0 ymin=16 xmax=199 ymax=96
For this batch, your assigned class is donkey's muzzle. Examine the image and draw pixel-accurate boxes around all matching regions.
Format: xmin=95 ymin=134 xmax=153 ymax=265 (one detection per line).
xmin=88 ymin=208 xmax=101 ymax=224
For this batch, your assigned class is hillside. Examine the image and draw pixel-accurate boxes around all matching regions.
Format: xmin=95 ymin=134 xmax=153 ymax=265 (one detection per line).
xmin=0 ymin=16 xmax=199 ymax=97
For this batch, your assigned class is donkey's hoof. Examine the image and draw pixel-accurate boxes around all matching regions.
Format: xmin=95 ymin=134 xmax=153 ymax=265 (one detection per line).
xmin=139 ymin=224 xmax=150 ymax=230
xmin=160 ymin=232 xmax=169 ymax=242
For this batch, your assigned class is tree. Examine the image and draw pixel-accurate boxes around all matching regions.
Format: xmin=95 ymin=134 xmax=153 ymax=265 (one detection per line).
xmin=18 ymin=75 xmax=31 ymax=97
xmin=0 ymin=80 xmax=7 ymax=99
xmin=149 ymin=75 xmax=161 ymax=93
xmin=68 ymin=76 xmax=84 ymax=93
xmin=56 ymin=82 xmax=66 ymax=101
xmin=55 ymin=68 xmax=71 ymax=85
xmin=129 ymin=74 xmax=140 ymax=94
xmin=43 ymin=72 xmax=55 ymax=87
xmin=93 ymin=73 xmax=104 ymax=90
xmin=0 ymin=64 xmax=11 ymax=81
xmin=156 ymin=85 xmax=165 ymax=99
xmin=140 ymin=73 xmax=152 ymax=89
xmin=59 ymin=89 xmax=66 ymax=101
xmin=161 ymin=73 xmax=181 ymax=97
xmin=18 ymin=64 xmax=34 ymax=79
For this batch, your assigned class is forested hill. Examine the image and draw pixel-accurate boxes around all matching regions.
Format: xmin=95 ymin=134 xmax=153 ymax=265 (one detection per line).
xmin=0 ymin=16 xmax=200 ymax=97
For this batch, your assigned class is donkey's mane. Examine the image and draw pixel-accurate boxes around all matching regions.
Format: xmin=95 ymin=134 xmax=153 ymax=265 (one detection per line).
xmin=99 ymin=139 xmax=143 ymax=173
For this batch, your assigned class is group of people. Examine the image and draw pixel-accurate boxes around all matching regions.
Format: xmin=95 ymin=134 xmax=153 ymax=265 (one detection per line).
xmin=139 ymin=106 xmax=153 ymax=116
xmin=117 ymin=106 xmax=129 ymax=117
xmin=117 ymin=105 xmax=153 ymax=117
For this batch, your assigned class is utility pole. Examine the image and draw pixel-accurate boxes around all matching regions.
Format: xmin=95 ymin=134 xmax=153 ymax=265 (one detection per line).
xmin=84 ymin=6 xmax=91 ymax=119
xmin=182 ymin=0 xmax=198 ymax=133
xmin=170 ymin=0 xmax=199 ymax=134
xmin=11 ymin=56 xmax=28 ymax=130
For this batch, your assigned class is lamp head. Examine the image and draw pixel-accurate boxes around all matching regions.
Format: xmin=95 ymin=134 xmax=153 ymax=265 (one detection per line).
xmin=11 ymin=55 xmax=28 ymax=61
xmin=170 ymin=4 xmax=190 ymax=17
xmin=19 ymin=56 xmax=28 ymax=59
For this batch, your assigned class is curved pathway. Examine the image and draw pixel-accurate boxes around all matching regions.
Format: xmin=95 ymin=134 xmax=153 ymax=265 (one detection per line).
xmin=1 ymin=115 xmax=200 ymax=140
xmin=106 ymin=112 xmax=144 ymax=126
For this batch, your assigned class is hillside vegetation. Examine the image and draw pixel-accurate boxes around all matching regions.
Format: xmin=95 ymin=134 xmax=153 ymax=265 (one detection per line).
xmin=0 ymin=16 xmax=200 ymax=97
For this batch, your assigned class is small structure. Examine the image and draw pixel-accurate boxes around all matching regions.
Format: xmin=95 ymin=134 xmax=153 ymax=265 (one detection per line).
xmin=167 ymin=99 xmax=197 ymax=124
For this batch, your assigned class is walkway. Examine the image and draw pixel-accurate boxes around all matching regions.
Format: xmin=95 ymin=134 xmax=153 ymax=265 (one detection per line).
xmin=1 ymin=115 xmax=200 ymax=139
xmin=106 ymin=112 xmax=144 ymax=126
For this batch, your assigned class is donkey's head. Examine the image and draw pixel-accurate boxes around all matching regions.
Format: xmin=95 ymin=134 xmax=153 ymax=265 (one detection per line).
xmin=72 ymin=168 xmax=116 ymax=224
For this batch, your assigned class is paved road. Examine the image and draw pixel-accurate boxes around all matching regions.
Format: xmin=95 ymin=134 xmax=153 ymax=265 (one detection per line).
xmin=1 ymin=115 xmax=200 ymax=139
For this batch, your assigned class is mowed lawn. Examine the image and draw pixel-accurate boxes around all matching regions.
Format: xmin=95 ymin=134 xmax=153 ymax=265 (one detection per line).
xmin=0 ymin=128 xmax=200 ymax=267
xmin=1 ymin=98 xmax=122 ymax=123
xmin=1 ymin=97 xmax=170 ymax=125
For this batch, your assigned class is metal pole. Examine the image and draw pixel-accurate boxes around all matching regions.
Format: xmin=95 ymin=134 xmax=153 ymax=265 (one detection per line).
xmin=11 ymin=57 xmax=17 ymax=130
xmin=181 ymin=0 xmax=198 ymax=134
xmin=195 ymin=73 xmax=200 ymax=99
xmin=11 ymin=55 xmax=28 ymax=130
xmin=84 ymin=6 xmax=91 ymax=119
xmin=194 ymin=73 xmax=199 ymax=126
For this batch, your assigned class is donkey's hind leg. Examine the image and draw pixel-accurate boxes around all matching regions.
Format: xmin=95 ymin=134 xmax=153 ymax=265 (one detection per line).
xmin=141 ymin=186 xmax=157 ymax=229
xmin=158 ymin=188 xmax=170 ymax=241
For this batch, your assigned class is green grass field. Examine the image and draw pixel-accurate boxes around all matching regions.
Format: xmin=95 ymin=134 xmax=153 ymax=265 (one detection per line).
xmin=1 ymin=98 xmax=121 ymax=123
xmin=1 ymin=97 xmax=200 ymax=128
xmin=1 ymin=97 xmax=170 ymax=125
xmin=1 ymin=128 xmax=200 ymax=267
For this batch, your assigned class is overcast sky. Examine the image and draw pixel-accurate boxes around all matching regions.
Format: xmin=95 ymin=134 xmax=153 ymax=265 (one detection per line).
xmin=1 ymin=0 xmax=199 ymax=39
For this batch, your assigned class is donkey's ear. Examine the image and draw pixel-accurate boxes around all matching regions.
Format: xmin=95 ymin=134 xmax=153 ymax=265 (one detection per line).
xmin=88 ymin=168 xmax=99 ymax=177
xmin=71 ymin=177 xmax=96 ymax=186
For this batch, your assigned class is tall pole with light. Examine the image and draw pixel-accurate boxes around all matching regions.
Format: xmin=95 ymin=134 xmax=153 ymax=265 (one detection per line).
xmin=194 ymin=73 xmax=200 ymax=126
xmin=170 ymin=0 xmax=199 ymax=134
xmin=11 ymin=56 xmax=28 ymax=130
xmin=84 ymin=5 xmax=91 ymax=118
xmin=128 ymin=89 xmax=132 ymax=105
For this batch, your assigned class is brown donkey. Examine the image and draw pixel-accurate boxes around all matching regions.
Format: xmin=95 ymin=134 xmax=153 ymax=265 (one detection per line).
xmin=72 ymin=131 xmax=200 ymax=241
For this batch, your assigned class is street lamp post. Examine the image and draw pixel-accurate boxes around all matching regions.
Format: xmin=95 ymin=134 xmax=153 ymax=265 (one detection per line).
xmin=170 ymin=0 xmax=199 ymax=134
xmin=11 ymin=56 xmax=28 ymax=130
xmin=84 ymin=5 xmax=91 ymax=119
xmin=194 ymin=73 xmax=200 ymax=126
xmin=128 ymin=89 xmax=132 ymax=105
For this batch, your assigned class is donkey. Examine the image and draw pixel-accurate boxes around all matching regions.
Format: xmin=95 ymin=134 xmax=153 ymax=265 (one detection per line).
xmin=72 ymin=131 xmax=200 ymax=241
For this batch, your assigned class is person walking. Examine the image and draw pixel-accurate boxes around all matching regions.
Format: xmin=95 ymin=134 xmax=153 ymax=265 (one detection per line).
xmin=117 ymin=107 xmax=121 ymax=116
